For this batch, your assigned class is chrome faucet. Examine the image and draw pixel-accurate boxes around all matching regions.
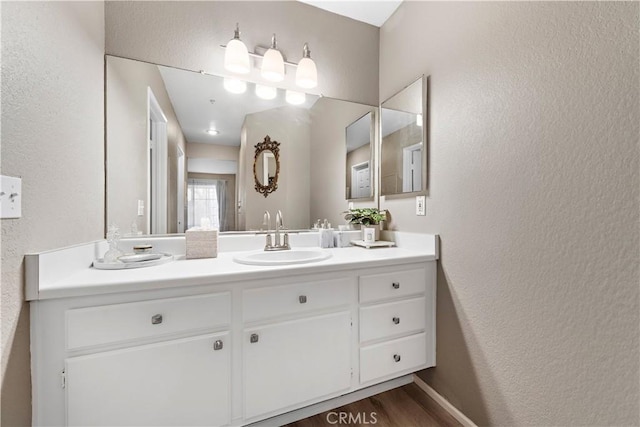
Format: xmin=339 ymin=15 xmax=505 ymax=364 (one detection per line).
xmin=264 ymin=210 xmax=290 ymax=251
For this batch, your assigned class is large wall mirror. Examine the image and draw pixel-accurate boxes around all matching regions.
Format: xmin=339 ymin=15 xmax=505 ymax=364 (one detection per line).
xmin=105 ymin=55 xmax=377 ymax=235
xmin=380 ymin=76 xmax=427 ymax=197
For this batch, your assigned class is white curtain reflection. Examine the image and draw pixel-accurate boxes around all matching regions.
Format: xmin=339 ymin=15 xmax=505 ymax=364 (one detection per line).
xmin=187 ymin=179 xmax=228 ymax=231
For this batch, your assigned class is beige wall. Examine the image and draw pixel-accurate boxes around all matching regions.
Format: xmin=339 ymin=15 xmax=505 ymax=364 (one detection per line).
xmin=242 ymin=107 xmax=311 ymax=230
xmin=105 ymin=1 xmax=379 ymax=106
xmin=380 ymin=2 xmax=639 ymax=425
xmin=106 ymin=56 xmax=187 ymax=235
xmin=310 ymin=98 xmax=377 ymax=227
xmin=0 ymin=2 xmax=105 ymax=424
xmin=187 ymin=143 xmax=239 ymax=162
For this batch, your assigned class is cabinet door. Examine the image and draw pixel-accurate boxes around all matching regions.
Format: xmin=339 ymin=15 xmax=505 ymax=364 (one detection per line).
xmin=244 ymin=311 xmax=351 ymax=419
xmin=66 ymin=333 xmax=230 ymax=426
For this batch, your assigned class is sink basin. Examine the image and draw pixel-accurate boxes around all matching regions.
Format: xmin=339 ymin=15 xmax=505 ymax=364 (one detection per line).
xmin=233 ymin=249 xmax=332 ymax=266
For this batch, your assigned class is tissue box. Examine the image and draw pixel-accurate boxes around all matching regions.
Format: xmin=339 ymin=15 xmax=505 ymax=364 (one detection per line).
xmin=185 ymin=228 xmax=218 ymax=259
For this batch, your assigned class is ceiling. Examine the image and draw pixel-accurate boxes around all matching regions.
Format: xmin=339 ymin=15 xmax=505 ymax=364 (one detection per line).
xmin=158 ymin=66 xmax=319 ymax=147
xmin=298 ymin=0 xmax=402 ymax=27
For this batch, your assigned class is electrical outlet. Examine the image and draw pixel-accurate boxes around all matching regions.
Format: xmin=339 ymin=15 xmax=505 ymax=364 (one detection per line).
xmin=1 ymin=175 xmax=22 ymax=219
xmin=137 ymin=200 xmax=145 ymax=216
xmin=416 ymin=195 xmax=426 ymax=216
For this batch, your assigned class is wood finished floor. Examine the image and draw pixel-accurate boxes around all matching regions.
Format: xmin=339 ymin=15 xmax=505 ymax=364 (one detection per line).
xmin=284 ymin=383 xmax=463 ymax=427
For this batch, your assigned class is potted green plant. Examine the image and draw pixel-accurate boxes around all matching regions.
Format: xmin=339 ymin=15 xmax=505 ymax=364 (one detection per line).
xmin=343 ymin=208 xmax=387 ymax=241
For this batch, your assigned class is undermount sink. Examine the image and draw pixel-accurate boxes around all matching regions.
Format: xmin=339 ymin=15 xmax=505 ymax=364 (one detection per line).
xmin=233 ymin=249 xmax=332 ymax=266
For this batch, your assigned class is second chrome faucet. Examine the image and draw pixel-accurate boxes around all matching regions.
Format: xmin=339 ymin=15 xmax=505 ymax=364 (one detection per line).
xmin=263 ymin=210 xmax=290 ymax=251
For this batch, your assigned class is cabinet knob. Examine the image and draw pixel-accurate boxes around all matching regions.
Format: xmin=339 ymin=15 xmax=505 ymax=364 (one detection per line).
xmin=250 ymin=333 xmax=259 ymax=343
xmin=299 ymin=295 xmax=307 ymax=304
xmin=393 ymin=354 xmax=401 ymax=363
xmin=392 ymin=317 xmax=400 ymax=325
xmin=151 ymin=314 xmax=163 ymax=325
xmin=213 ymin=340 xmax=223 ymax=351
xmin=392 ymin=282 xmax=400 ymax=289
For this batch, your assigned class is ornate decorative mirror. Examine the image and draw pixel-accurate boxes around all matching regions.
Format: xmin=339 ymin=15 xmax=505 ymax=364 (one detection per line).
xmin=253 ymin=135 xmax=280 ymax=197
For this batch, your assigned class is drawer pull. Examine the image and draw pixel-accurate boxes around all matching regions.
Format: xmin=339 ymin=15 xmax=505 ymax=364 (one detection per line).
xmin=299 ymin=295 xmax=307 ymax=304
xmin=393 ymin=354 xmax=401 ymax=363
xmin=392 ymin=317 xmax=400 ymax=325
xmin=250 ymin=333 xmax=259 ymax=343
xmin=151 ymin=314 xmax=163 ymax=325
xmin=213 ymin=340 xmax=224 ymax=351
xmin=392 ymin=282 xmax=400 ymax=289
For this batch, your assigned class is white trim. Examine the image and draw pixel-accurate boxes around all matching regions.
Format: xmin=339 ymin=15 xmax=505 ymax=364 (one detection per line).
xmin=248 ymin=375 xmax=413 ymax=427
xmin=412 ymin=374 xmax=477 ymax=427
xmin=402 ymin=142 xmax=423 ymax=193
xmin=148 ymin=87 xmax=168 ymax=235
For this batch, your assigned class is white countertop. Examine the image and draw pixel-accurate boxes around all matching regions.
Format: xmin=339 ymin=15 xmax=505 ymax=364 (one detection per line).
xmin=26 ymin=232 xmax=438 ymax=301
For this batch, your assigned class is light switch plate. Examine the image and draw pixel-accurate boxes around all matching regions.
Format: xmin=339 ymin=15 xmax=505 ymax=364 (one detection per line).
xmin=416 ymin=195 xmax=426 ymax=216
xmin=1 ymin=175 xmax=22 ymax=219
xmin=137 ymin=200 xmax=144 ymax=216
xmin=348 ymin=202 xmax=354 ymax=210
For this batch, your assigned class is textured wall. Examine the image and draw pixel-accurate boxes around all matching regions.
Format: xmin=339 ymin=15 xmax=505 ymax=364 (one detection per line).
xmin=380 ymin=2 xmax=640 ymax=425
xmin=105 ymin=1 xmax=379 ymax=106
xmin=0 ymin=2 xmax=105 ymax=424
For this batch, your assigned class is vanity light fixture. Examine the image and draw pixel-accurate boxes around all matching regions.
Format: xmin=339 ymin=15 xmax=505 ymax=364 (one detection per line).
xmin=285 ymin=90 xmax=305 ymax=105
xmin=261 ymin=34 xmax=285 ymax=82
xmin=206 ymin=129 xmax=220 ymax=135
xmin=224 ymin=24 xmax=251 ymax=74
xmin=223 ymin=78 xmax=247 ymax=94
xmin=255 ymin=84 xmax=277 ymax=100
xmin=220 ymin=27 xmax=318 ymax=89
xmin=295 ymin=43 xmax=317 ymax=89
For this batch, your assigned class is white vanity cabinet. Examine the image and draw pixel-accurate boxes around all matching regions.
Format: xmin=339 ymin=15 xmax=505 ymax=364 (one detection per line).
xmin=242 ymin=278 xmax=354 ymax=420
xmin=65 ymin=332 xmax=231 ymax=426
xmin=29 ymin=248 xmax=437 ymax=427
xmin=61 ymin=293 xmax=232 ymax=426
xmin=358 ymin=265 xmax=436 ymax=384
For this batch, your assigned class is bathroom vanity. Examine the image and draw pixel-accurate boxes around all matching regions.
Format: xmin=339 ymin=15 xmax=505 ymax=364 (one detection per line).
xmin=26 ymin=232 xmax=437 ymax=426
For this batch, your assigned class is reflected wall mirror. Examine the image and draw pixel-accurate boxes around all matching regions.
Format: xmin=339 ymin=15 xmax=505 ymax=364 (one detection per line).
xmin=253 ymin=136 xmax=280 ymax=197
xmin=105 ymin=55 xmax=378 ymax=235
xmin=345 ymin=112 xmax=374 ymax=200
xmin=380 ymin=76 xmax=427 ymax=197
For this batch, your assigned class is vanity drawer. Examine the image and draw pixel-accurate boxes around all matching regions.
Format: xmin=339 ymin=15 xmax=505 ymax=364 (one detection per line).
xmin=243 ymin=278 xmax=353 ymax=323
xmin=66 ymin=293 xmax=230 ymax=351
xmin=360 ymin=297 xmax=426 ymax=343
xmin=359 ymin=267 xmax=426 ymax=303
xmin=360 ymin=332 xmax=427 ymax=384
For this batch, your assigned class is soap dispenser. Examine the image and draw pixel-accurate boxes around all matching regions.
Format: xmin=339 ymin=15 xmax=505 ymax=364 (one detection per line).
xmin=318 ymin=219 xmax=334 ymax=248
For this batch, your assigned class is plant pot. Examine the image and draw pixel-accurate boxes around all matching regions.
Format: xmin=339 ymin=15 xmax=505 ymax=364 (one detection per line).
xmin=362 ymin=224 xmax=380 ymax=242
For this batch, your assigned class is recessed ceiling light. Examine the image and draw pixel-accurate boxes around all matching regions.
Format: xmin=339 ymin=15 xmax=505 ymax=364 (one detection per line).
xmin=206 ymin=129 xmax=220 ymax=135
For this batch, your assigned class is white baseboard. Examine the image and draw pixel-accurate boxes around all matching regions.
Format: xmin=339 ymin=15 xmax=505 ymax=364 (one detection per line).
xmin=412 ymin=374 xmax=477 ymax=427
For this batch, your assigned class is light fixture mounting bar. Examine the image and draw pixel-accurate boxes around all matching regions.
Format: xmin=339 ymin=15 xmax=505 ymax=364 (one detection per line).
xmin=220 ymin=45 xmax=300 ymax=68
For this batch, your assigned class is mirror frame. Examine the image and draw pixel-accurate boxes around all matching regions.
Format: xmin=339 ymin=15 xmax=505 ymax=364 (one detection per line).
xmin=253 ymin=135 xmax=281 ymax=197
xmin=379 ymin=75 xmax=428 ymax=199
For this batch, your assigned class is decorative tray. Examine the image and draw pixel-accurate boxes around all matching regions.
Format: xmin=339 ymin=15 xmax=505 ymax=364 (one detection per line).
xmin=92 ymin=253 xmax=174 ymax=270
xmin=350 ymin=240 xmax=396 ymax=249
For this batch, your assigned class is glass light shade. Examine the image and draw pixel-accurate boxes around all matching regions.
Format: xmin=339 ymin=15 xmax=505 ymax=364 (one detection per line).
xmin=223 ymin=78 xmax=247 ymax=94
xmin=285 ymin=90 xmax=305 ymax=105
xmin=261 ymin=48 xmax=285 ymax=82
xmin=255 ymin=84 xmax=277 ymax=100
xmin=224 ymin=38 xmax=250 ymax=74
xmin=296 ymin=57 xmax=317 ymax=89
